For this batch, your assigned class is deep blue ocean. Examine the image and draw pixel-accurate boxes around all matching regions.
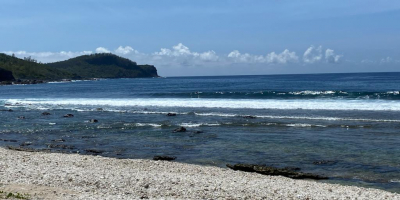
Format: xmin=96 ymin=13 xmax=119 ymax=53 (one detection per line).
xmin=1 ymin=72 xmax=400 ymax=192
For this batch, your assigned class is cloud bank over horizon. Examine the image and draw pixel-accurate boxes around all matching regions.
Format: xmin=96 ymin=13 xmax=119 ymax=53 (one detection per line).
xmin=1 ymin=43 xmax=395 ymax=76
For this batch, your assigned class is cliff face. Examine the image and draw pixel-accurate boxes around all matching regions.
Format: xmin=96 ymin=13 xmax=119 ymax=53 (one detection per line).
xmin=0 ymin=68 xmax=15 ymax=81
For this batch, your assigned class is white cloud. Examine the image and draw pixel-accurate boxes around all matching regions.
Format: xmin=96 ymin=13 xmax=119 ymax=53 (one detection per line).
xmin=325 ymin=49 xmax=342 ymax=63
xmin=95 ymin=47 xmax=110 ymax=53
xmin=303 ymin=45 xmax=322 ymax=63
xmin=153 ymin=43 xmax=219 ymax=63
xmin=266 ymin=49 xmax=299 ymax=64
xmin=228 ymin=49 xmax=298 ymax=64
xmin=228 ymin=50 xmax=254 ymax=62
xmin=199 ymin=50 xmax=219 ymax=61
xmin=380 ymin=57 xmax=393 ymax=64
xmin=115 ymin=46 xmax=138 ymax=55
xmin=2 ymin=44 xmax=349 ymax=71
xmin=361 ymin=59 xmax=375 ymax=64
xmin=303 ymin=46 xmax=343 ymax=64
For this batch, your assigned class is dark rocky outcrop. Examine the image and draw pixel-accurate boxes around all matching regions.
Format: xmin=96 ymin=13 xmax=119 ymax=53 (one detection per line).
xmin=89 ymin=119 xmax=98 ymax=123
xmin=166 ymin=113 xmax=177 ymax=116
xmin=20 ymin=141 xmax=32 ymax=146
xmin=0 ymin=68 xmax=15 ymax=82
xmin=173 ymin=127 xmax=187 ymax=132
xmin=85 ymin=149 xmax=104 ymax=154
xmin=153 ymin=155 xmax=177 ymax=161
xmin=48 ymin=144 xmax=74 ymax=149
xmin=7 ymin=146 xmax=51 ymax=153
xmin=63 ymin=114 xmax=74 ymax=118
xmin=226 ymin=163 xmax=328 ymax=180
xmin=243 ymin=115 xmax=257 ymax=119
xmin=313 ymin=160 xmax=337 ymax=165
xmin=193 ymin=130 xmax=203 ymax=134
xmin=42 ymin=112 xmax=51 ymax=116
xmin=0 ymin=139 xmax=18 ymax=142
xmin=0 ymin=109 xmax=14 ymax=112
xmin=51 ymin=139 xmax=65 ymax=142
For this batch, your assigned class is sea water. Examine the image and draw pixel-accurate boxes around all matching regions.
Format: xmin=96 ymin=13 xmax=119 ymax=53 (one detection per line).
xmin=0 ymin=72 xmax=400 ymax=192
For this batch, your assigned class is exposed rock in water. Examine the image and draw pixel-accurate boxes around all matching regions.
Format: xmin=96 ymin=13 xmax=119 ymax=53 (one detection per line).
xmin=81 ymin=135 xmax=96 ymax=139
xmin=193 ymin=130 xmax=203 ymax=134
xmin=313 ymin=160 xmax=337 ymax=165
xmin=51 ymin=139 xmax=65 ymax=142
xmin=0 ymin=139 xmax=18 ymax=142
xmin=20 ymin=141 xmax=32 ymax=146
xmin=166 ymin=113 xmax=177 ymax=116
xmin=85 ymin=149 xmax=104 ymax=154
xmin=63 ymin=114 xmax=74 ymax=118
xmin=48 ymin=144 xmax=75 ymax=149
xmin=173 ymin=127 xmax=187 ymax=132
xmin=243 ymin=115 xmax=257 ymax=119
xmin=90 ymin=119 xmax=99 ymax=123
xmin=153 ymin=155 xmax=177 ymax=161
xmin=42 ymin=112 xmax=51 ymax=116
xmin=226 ymin=163 xmax=328 ymax=180
xmin=7 ymin=146 xmax=51 ymax=152
xmin=96 ymin=108 xmax=103 ymax=111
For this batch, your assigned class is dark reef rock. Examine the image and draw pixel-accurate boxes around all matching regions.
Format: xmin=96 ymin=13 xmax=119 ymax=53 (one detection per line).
xmin=243 ymin=115 xmax=257 ymax=119
xmin=193 ymin=130 xmax=203 ymax=134
xmin=63 ymin=114 xmax=74 ymax=118
xmin=48 ymin=144 xmax=74 ymax=149
xmin=166 ymin=113 xmax=177 ymax=116
xmin=226 ymin=163 xmax=328 ymax=180
xmin=313 ymin=160 xmax=337 ymax=165
xmin=89 ymin=119 xmax=98 ymax=123
xmin=42 ymin=112 xmax=51 ymax=116
xmin=7 ymin=146 xmax=51 ymax=153
xmin=173 ymin=127 xmax=187 ymax=132
xmin=20 ymin=141 xmax=32 ymax=146
xmin=0 ymin=139 xmax=18 ymax=142
xmin=85 ymin=149 xmax=104 ymax=154
xmin=153 ymin=156 xmax=177 ymax=161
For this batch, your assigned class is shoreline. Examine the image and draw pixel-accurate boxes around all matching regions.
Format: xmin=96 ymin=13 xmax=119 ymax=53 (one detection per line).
xmin=1 ymin=147 xmax=399 ymax=199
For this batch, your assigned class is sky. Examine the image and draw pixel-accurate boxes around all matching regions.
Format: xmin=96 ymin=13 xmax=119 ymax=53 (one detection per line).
xmin=1 ymin=0 xmax=400 ymax=76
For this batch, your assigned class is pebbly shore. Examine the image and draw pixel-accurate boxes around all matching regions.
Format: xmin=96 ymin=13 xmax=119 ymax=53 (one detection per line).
xmin=0 ymin=147 xmax=399 ymax=200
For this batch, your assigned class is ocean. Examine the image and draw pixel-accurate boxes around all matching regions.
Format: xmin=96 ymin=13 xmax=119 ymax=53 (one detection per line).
xmin=1 ymin=72 xmax=399 ymax=192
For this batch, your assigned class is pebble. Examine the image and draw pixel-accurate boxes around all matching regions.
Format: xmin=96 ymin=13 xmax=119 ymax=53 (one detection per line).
xmin=0 ymin=147 xmax=399 ymax=200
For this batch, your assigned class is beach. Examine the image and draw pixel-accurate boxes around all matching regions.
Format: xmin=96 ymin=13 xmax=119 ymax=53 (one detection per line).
xmin=1 ymin=147 xmax=399 ymax=200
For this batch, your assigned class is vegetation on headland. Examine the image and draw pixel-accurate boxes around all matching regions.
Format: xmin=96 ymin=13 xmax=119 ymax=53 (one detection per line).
xmin=0 ymin=53 xmax=158 ymax=84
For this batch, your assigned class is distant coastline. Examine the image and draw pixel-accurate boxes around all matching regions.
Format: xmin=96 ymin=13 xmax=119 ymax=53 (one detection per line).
xmin=0 ymin=53 xmax=158 ymax=85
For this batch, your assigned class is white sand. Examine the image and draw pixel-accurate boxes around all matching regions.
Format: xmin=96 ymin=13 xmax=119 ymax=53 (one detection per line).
xmin=0 ymin=147 xmax=399 ymax=200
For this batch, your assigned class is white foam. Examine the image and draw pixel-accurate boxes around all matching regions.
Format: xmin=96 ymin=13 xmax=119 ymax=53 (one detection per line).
xmin=180 ymin=123 xmax=221 ymax=127
xmin=3 ymin=98 xmax=400 ymax=111
xmin=133 ymin=123 xmax=162 ymax=127
xmin=285 ymin=123 xmax=326 ymax=127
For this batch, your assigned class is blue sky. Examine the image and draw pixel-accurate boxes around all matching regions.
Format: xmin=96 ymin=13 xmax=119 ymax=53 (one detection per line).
xmin=1 ymin=0 xmax=400 ymax=76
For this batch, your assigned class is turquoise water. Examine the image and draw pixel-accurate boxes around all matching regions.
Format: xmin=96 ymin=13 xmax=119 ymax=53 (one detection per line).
xmin=0 ymin=72 xmax=400 ymax=192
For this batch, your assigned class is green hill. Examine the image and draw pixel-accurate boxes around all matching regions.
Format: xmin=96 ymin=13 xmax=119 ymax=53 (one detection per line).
xmin=0 ymin=53 xmax=77 ymax=81
xmin=0 ymin=53 xmax=158 ymax=82
xmin=46 ymin=53 xmax=158 ymax=79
